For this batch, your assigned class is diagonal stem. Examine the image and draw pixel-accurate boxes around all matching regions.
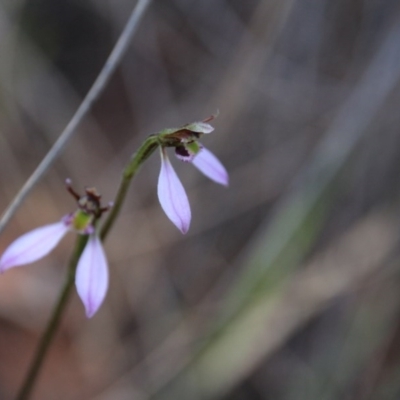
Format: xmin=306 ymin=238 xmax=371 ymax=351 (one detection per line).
xmin=0 ymin=0 xmax=152 ymax=237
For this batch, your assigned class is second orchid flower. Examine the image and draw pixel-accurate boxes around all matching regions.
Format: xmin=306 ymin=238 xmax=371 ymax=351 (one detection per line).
xmin=157 ymin=118 xmax=228 ymax=234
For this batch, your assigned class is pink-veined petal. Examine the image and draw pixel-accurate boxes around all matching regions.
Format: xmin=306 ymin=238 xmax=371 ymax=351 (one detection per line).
xmin=75 ymin=235 xmax=108 ymax=318
xmin=0 ymin=221 xmax=69 ymax=273
xmin=192 ymin=147 xmax=229 ymax=186
xmin=158 ymin=148 xmax=191 ymax=234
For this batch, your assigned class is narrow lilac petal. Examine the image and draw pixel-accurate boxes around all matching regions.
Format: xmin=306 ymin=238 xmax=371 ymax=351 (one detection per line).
xmin=0 ymin=221 xmax=69 ymax=272
xmin=75 ymin=235 xmax=109 ymax=318
xmin=192 ymin=147 xmax=229 ymax=186
xmin=157 ymin=149 xmax=191 ymax=234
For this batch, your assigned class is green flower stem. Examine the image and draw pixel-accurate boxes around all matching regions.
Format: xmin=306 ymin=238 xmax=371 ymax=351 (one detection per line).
xmin=15 ymin=235 xmax=88 ymax=400
xmin=100 ymin=134 xmax=159 ymax=240
xmin=15 ymin=134 xmax=160 ymax=400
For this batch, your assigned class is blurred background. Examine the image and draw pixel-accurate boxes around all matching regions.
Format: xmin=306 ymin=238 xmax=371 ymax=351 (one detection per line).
xmin=1 ymin=0 xmax=400 ymax=399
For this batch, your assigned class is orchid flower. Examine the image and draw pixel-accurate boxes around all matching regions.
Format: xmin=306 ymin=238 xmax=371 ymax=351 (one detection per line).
xmin=0 ymin=182 xmax=110 ymax=318
xmin=157 ymin=117 xmax=229 ymax=233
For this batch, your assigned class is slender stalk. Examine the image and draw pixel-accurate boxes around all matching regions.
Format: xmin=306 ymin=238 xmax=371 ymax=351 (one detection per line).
xmin=0 ymin=0 xmax=152 ymax=237
xmin=15 ymin=235 xmax=88 ymax=400
xmin=100 ymin=134 xmax=159 ymax=240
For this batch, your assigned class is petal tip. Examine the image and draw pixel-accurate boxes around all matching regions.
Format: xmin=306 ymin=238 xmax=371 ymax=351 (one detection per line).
xmin=0 ymin=222 xmax=69 ymax=272
xmin=192 ymin=147 xmax=229 ymax=187
xmin=75 ymin=235 xmax=109 ymax=319
xmin=220 ymin=171 xmax=229 ymax=187
xmin=180 ymin=221 xmax=190 ymax=234
xmin=171 ymin=210 xmax=191 ymax=234
xmin=85 ymin=307 xmax=96 ymax=319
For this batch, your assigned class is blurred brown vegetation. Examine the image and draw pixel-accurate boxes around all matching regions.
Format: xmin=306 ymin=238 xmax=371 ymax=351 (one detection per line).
xmin=1 ymin=0 xmax=400 ymax=399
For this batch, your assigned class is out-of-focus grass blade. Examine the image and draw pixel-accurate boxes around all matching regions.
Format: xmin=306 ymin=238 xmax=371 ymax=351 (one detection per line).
xmin=149 ymin=19 xmax=400 ymax=400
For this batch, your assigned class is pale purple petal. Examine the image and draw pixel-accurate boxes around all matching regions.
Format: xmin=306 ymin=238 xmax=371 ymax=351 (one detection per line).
xmin=75 ymin=235 xmax=109 ymax=318
xmin=158 ymin=149 xmax=191 ymax=234
xmin=192 ymin=147 xmax=229 ymax=186
xmin=0 ymin=221 xmax=69 ymax=272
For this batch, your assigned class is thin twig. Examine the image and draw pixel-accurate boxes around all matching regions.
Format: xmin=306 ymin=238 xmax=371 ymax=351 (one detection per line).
xmin=0 ymin=0 xmax=152 ymax=236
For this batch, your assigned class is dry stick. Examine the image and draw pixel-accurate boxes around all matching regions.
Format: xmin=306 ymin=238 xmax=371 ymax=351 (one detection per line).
xmin=0 ymin=0 xmax=152 ymax=237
